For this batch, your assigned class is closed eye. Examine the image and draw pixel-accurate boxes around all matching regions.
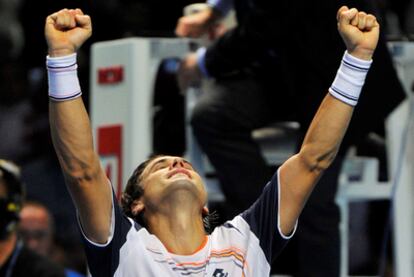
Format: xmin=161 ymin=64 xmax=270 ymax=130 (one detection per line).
xmin=149 ymin=158 xmax=195 ymax=173
xmin=153 ymin=162 xmax=168 ymax=172
xmin=149 ymin=158 xmax=169 ymax=173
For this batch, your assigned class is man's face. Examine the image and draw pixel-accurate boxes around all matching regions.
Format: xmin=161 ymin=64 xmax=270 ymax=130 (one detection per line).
xmin=19 ymin=204 xmax=53 ymax=256
xmin=139 ymin=156 xmax=207 ymax=208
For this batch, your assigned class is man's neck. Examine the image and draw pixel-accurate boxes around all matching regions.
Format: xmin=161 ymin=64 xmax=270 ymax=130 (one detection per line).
xmin=146 ymin=194 xmax=206 ymax=255
xmin=0 ymin=232 xmax=17 ymax=267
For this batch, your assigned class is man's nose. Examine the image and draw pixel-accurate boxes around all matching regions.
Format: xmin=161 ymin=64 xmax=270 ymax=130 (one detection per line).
xmin=170 ymin=158 xmax=185 ymax=168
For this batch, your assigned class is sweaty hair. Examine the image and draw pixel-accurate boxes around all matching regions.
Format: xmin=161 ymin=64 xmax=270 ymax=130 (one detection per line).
xmin=120 ymin=155 xmax=217 ymax=233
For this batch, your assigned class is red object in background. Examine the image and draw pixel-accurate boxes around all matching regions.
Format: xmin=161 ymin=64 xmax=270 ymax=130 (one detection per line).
xmin=98 ymin=125 xmax=123 ymax=200
xmin=98 ymin=66 xmax=124 ymax=84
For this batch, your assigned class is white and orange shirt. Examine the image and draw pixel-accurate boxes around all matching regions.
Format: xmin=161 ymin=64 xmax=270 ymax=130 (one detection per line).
xmin=80 ymin=169 xmax=296 ymax=276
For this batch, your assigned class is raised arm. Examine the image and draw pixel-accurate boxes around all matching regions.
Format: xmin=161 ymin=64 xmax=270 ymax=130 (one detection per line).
xmin=278 ymin=7 xmax=380 ymax=235
xmin=45 ymin=9 xmax=112 ymax=243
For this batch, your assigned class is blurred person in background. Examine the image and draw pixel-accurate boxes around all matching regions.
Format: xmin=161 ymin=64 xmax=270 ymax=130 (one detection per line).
xmin=0 ymin=0 xmax=32 ymax=165
xmin=0 ymin=0 xmax=24 ymax=62
xmin=377 ymin=0 xmax=414 ymax=36
xmin=19 ymin=201 xmax=54 ymax=256
xmin=19 ymin=201 xmax=86 ymax=277
xmin=0 ymin=159 xmax=65 ymax=277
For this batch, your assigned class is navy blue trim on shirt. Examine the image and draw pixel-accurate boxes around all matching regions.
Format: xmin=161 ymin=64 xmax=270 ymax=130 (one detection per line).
xmin=222 ymin=222 xmax=243 ymax=235
xmin=81 ymin=189 xmax=139 ymax=277
xmin=241 ymin=170 xmax=288 ymax=263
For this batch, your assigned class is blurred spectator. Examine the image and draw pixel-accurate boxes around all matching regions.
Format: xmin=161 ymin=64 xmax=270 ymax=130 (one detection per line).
xmin=386 ymin=0 xmax=414 ymax=35
xmin=0 ymin=0 xmax=31 ymax=164
xmin=0 ymin=159 xmax=65 ymax=277
xmin=19 ymin=201 xmax=86 ymax=277
xmin=0 ymin=62 xmax=31 ymax=163
xmin=376 ymin=0 xmax=414 ymax=37
xmin=0 ymin=0 xmax=24 ymax=62
xmin=19 ymin=201 xmax=54 ymax=256
xmin=119 ymin=0 xmax=202 ymax=37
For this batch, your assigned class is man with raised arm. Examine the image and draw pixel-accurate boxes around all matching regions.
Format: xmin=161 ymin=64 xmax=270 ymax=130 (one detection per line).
xmin=175 ymin=2 xmax=404 ymax=276
xmin=46 ymin=7 xmax=379 ymax=276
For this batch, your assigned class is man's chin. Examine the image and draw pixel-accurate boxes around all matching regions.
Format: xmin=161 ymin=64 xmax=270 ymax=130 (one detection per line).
xmin=161 ymin=179 xmax=207 ymax=205
xmin=168 ymin=178 xmax=196 ymax=189
xmin=164 ymin=178 xmax=202 ymax=196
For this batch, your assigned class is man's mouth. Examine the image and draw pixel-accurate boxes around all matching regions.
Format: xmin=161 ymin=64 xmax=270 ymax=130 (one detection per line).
xmin=167 ymin=169 xmax=192 ymax=179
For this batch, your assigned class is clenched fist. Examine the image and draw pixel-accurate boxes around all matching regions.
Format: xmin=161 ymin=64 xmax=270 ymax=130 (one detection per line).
xmin=337 ymin=6 xmax=380 ymax=61
xmin=45 ymin=8 xmax=92 ymax=57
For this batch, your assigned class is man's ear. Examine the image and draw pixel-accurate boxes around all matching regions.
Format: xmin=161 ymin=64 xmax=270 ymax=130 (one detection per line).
xmin=131 ymin=199 xmax=145 ymax=217
xmin=202 ymin=206 xmax=209 ymax=216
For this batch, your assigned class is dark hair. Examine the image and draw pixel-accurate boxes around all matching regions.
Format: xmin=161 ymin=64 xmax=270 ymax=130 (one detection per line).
xmin=121 ymin=155 xmax=162 ymax=227
xmin=22 ymin=200 xmax=55 ymax=233
xmin=120 ymin=155 xmax=218 ymax=233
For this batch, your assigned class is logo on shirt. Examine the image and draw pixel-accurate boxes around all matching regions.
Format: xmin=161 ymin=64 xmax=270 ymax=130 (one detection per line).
xmin=212 ymin=268 xmax=229 ymax=277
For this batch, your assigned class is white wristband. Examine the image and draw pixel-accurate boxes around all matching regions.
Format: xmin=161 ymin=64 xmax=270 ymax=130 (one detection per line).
xmin=46 ymin=53 xmax=82 ymax=101
xmin=329 ymin=51 xmax=372 ymax=106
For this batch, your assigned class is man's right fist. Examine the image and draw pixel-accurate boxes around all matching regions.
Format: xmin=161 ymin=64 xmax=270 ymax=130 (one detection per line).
xmin=45 ymin=8 xmax=92 ymax=57
xmin=337 ymin=6 xmax=380 ymax=61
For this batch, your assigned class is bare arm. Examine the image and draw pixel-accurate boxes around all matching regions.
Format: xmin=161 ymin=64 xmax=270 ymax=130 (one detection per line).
xmin=46 ymin=9 xmax=111 ymax=243
xmin=278 ymin=7 xmax=380 ymax=235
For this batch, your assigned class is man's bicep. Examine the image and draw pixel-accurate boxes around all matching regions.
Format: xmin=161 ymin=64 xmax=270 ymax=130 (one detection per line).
xmin=65 ymin=161 xmax=113 ymax=244
xmin=278 ymin=154 xmax=321 ymax=235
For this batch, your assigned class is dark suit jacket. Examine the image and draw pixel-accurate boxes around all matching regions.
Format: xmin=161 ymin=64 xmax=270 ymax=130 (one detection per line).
xmin=204 ymin=0 xmax=405 ymax=150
